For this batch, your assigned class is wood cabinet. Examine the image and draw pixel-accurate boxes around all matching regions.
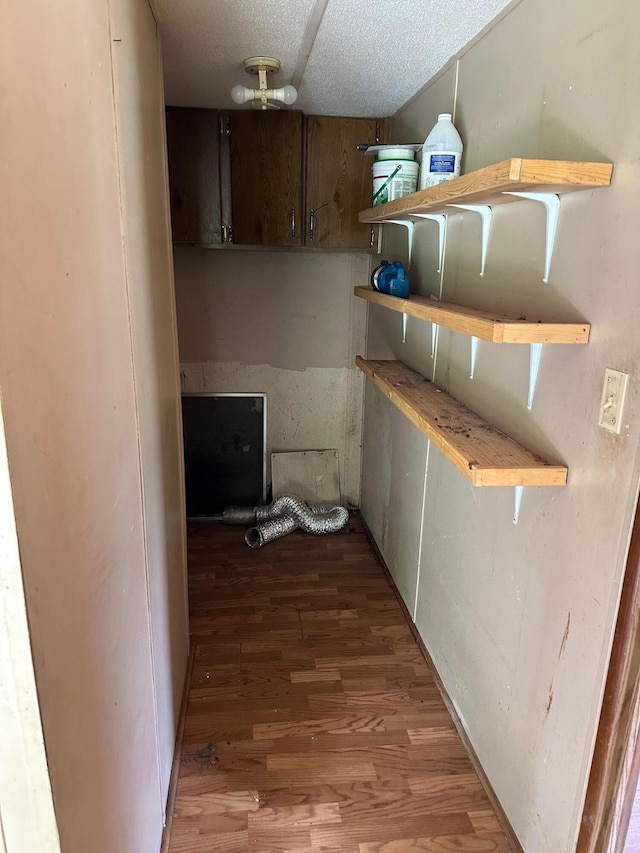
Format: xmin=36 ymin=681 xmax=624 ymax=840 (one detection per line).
xmin=305 ymin=116 xmax=387 ymax=250
xmin=165 ymin=107 xmax=222 ymax=246
xmin=229 ymin=110 xmax=303 ymax=247
xmin=165 ymin=108 xmax=388 ymax=250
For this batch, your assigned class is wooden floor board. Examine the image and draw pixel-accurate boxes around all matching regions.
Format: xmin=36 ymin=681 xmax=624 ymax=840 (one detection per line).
xmin=167 ymin=516 xmax=514 ymax=852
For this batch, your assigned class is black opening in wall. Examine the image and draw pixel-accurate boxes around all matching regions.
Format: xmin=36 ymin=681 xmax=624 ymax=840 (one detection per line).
xmin=181 ymin=393 xmax=267 ymax=517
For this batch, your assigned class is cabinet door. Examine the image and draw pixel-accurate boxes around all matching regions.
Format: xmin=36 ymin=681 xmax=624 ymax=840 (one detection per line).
xmin=229 ymin=111 xmax=303 ymax=246
xmin=305 ymin=116 xmax=388 ymax=251
xmin=165 ymin=107 xmax=222 ymax=246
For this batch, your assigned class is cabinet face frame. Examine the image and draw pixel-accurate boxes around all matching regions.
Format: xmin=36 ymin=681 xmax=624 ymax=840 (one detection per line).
xmin=165 ymin=107 xmax=222 ymax=246
xmin=165 ymin=110 xmax=394 ymax=251
xmin=229 ymin=110 xmax=304 ymax=247
xmin=304 ymin=115 xmax=388 ymax=251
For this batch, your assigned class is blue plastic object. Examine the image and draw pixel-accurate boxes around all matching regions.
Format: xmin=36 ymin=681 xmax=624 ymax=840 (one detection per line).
xmin=371 ymin=260 xmax=410 ymax=298
xmin=388 ymin=267 xmax=410 ymax=298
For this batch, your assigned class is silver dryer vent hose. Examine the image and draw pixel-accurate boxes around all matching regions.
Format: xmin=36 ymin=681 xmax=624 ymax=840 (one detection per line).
xmin=244 ymin=494 xmax=349 ymax=549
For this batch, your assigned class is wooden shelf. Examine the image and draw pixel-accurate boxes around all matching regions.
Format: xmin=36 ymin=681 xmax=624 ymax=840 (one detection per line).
xmin=355 ymin=286 xmax=590 ymax=344
xmin=356 ymin=357 xmax=567 ymax=487
xmin=359 ymin=158 xmax=613 ymax=223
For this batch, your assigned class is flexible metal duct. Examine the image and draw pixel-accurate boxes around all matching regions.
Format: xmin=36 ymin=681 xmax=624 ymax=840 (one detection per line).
xmin=244 ymin=515 xmax=298 ymax=548
xmin=220 ymin=505 xmax=257 ymax=526
xmin=245 ymin=494 xmax=349 ymax=548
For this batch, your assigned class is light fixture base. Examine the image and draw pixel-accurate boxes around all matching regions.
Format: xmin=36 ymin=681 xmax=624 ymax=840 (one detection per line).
xmin=243 ymin=56 xmax=280 ymax=75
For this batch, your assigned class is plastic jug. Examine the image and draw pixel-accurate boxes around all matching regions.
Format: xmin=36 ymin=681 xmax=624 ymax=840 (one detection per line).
xmin=419 ymin=113 xmax=463 ymax=189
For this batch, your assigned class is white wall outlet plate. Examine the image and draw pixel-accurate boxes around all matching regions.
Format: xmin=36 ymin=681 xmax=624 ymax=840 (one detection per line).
xmin=598 ymin=368 xmax=629 ymax=434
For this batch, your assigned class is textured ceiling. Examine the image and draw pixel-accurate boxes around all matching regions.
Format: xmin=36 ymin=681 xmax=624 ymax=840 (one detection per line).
xmin=154 ymin=0 xmax=514 ymax=116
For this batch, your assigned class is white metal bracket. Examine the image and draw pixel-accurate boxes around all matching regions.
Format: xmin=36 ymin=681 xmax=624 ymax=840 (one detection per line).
xmin=513 ymin=486 xmax=524 ymax=525
xmin=527 ymin=342 xmax=543 ymax=410
xmin=410 ymin=214 xmax=447 ymax=272
xmin=402 ymin=312 xmax=408 ymax=344
xmin=503 ymin=192 xmax=560 ymax=283
xmin=448 ymin=204 xmax=492 ymax=276
xmin=470 ymin=336 xmax=479 ymax=379
xmin=382 ymin=220 xmax=415 ymax=266
xmin=431 ymin=323 xmax=439 ymax=358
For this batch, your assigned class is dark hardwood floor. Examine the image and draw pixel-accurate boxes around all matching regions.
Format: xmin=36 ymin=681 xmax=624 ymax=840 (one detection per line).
xmin=167 ymin=514 xmax=513 ymax=852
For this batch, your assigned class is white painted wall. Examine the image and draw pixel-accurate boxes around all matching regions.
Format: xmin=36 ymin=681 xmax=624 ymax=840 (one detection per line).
xmin=361 ymin=0 xmax=640 ymax=849
xmin=175 ymin=249 xmax=368 ymax=505
xmin=0 ymin=1 xmax=187 ymax=851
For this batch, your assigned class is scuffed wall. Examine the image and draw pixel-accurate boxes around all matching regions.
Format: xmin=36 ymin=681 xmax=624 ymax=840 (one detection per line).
xmin=174 ymin=249 xmax=368 ymax=505
xmin=361 ymin=0 xmax=640 ymax=850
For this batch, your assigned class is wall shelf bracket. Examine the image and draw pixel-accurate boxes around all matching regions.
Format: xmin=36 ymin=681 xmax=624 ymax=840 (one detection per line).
xmin=448 ymin=204 xmax=492 ymax=276
xmin=431 ymin=322 xmax=439 ymax=358
xmin=513 ymin=486 xmax=524 ymax=525
xmin=528 ymin=343 xmax=543 ymax=410
xmin=503 ymin=191 xmax=560 ymax=283
xmin=382 ymin=219 xmax=415 ymax=266
xmin=470 ymin=335 xmax=479 ymax=379
xmin=410 ymin=214 xmax=447 ymax=271
xmin=402 ymin=312 xmax=408 ymax=344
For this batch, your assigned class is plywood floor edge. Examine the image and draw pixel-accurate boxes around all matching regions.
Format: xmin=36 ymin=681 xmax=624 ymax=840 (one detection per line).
xmin=359 ymin=512 xmax=526 ymax=853
xmin=160 ymin=648 xmax=195 ymax=853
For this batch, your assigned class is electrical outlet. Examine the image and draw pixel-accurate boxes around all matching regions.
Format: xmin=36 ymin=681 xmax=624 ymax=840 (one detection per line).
xmin=598 ymin=368 xmax=628 ymax=434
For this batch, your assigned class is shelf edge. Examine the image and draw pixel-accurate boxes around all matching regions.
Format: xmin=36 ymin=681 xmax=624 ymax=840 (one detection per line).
xmin=358 ymin=157 xmax=613 ymax=223
xmin=355 ymin=287 xmax=590 ymax=345
xmin=356 ymin=356 xmax=568 ymax=488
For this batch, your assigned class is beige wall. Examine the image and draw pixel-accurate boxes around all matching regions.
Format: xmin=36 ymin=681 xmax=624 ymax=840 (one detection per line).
xmin=175 ymin=248 xmax=368 ymax=505
xmin=0 ymin=1 xmax=187 ymax=851
xmin=361 ymin=0 xmax=640 ymax=850
xmin=110 ymin=0 xmax=189 ymax=799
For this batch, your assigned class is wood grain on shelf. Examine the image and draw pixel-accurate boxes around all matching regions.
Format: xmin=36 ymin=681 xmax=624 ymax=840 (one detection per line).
xmin=355 ymin=287 xmax=590 ymax=344
xmin=359 ymin=158 xmax=613 ymax=222
xmin=356 ymin=357 xmax=567 ymax=487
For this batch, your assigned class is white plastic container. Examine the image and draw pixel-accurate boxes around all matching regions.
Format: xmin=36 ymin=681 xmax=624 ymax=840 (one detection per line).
xmin=419 ymin=113 xmax=463 ymax=190
xmin=374 ymin=145 xmax=418 ymax=160
xmin=372 ymin=159 xmax=419 ymax=205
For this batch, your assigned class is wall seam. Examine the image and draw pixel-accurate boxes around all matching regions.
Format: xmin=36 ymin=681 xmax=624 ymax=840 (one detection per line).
xmin=105 ymin=0 xmax=164 ymax=824
xmin=154 ymin=14 xmax=190 ymax=658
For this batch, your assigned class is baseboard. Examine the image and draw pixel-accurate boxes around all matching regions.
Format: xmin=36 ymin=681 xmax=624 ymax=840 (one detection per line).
xmin=160 ymin=647 xmax=195 ymax=853
xmin=360 ymin=514 xmax=525 ymax=853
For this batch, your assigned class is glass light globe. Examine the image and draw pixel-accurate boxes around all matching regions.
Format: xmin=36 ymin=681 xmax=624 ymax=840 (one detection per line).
xmin=281 ymin=85 xmax=298 ymax=105
xmin=230 ymin=85 xmax=251 ymax=105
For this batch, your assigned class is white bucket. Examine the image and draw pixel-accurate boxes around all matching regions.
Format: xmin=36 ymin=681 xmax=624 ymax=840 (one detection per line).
xmin=376 ymin=145 xmax=418 ymax=160
xmin=372 ymin=159 xmax=419 ymax=206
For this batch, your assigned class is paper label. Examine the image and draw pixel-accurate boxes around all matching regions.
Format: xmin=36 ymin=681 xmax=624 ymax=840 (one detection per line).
xmin=429 ymin=154 xmax=457 ymax=174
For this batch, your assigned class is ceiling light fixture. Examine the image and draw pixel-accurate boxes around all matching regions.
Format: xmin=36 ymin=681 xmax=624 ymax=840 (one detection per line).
xmin=230 ymin=56 xmax=298 ymax=110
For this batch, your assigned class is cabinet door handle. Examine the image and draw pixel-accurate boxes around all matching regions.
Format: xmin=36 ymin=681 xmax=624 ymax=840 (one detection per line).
xmin=309 ymin=202 xmax=328 ymax=243
xmin=222 ymin=224 xmax=227 ymax=243
xmin=291 ymin=209 xmax=296 ymax=239
xmin=370 ymin=228 xmax=375 ymax=249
